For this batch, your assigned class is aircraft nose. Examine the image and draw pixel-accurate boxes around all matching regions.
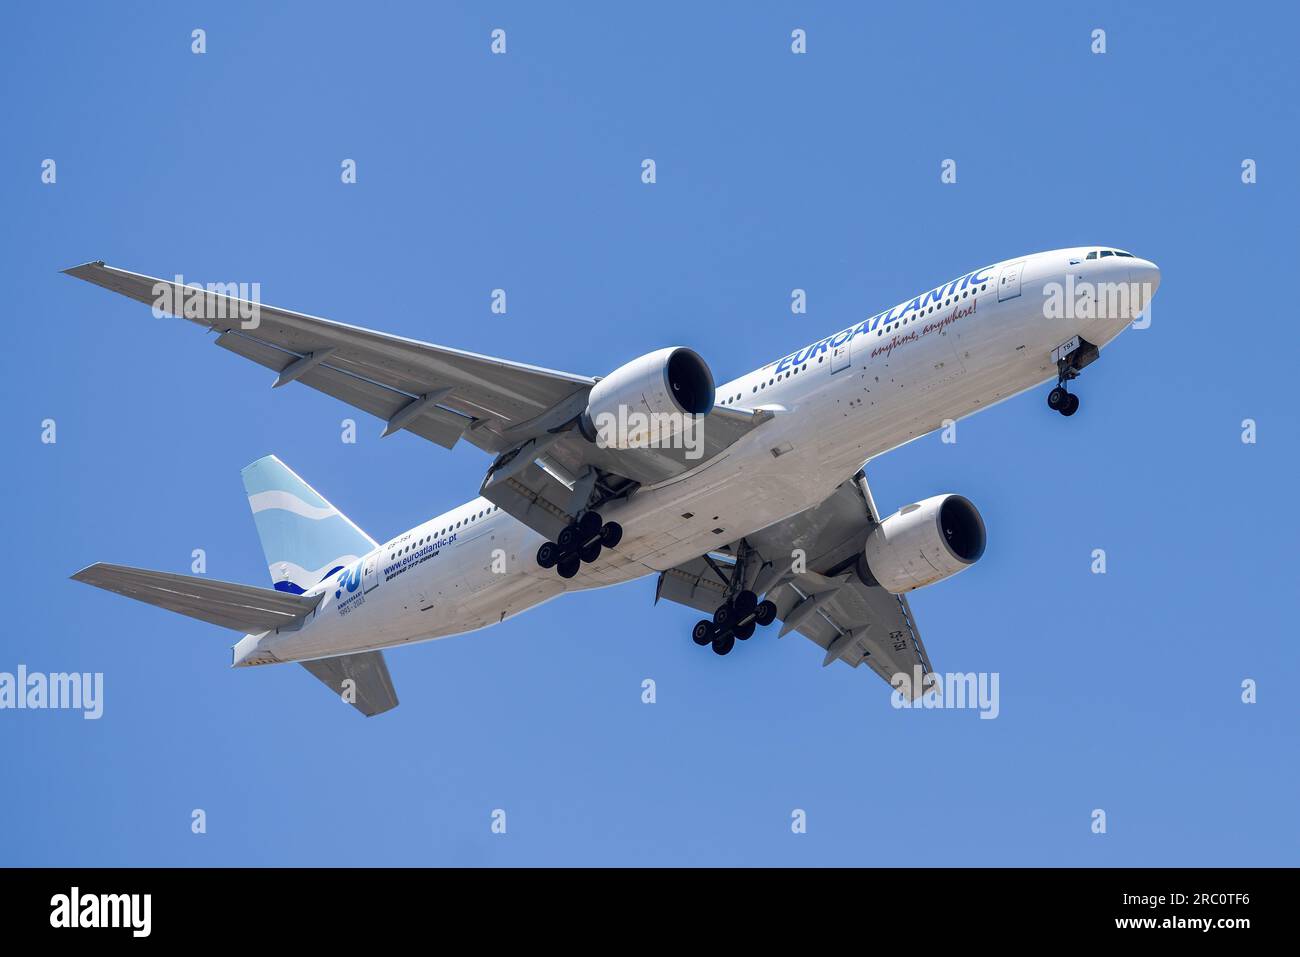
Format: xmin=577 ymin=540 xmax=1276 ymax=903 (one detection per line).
xmin=1130 ymin=257 xmax=1161 ymax=295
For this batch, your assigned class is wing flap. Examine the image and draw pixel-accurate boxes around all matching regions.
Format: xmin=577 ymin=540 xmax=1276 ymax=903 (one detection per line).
xmin=214 ymin=331 xmax=472 ymax=449
xmin=655 ymin=555 xmax=729 ymax=615
xmin=70 ymin=563 xmax=321 ymax=633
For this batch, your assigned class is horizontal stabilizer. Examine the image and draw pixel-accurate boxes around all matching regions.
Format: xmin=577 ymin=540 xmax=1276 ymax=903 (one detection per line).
xmin=70 ymin=563 xmax=322 ymax=633
xmin=300 ymin=652 xmax=399 ymax=717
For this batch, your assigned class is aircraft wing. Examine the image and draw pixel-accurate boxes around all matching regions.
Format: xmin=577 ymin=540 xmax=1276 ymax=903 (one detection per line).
xmin=64 ymin=261 xmax=775 ymax=539
xmin=654 ymin=470 xmax=935 ymax=696
xmin=62 ymin=261 xmax=593 ymax=453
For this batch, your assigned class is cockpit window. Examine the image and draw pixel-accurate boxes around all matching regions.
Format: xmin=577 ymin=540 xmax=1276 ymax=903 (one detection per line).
xmin=1114 ymin=250 xmax=1134 ymax=257
xmin=1099 ymin=250 xmax=1114 ymax=258
xmin=1086 ymin=251 xmax=1098 ymax=260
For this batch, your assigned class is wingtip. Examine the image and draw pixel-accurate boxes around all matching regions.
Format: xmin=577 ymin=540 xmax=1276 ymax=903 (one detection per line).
xmin=69 ymin=562 xmax=103 ymax=582
xmin=61 ymin=260 xmax=106 ymax=278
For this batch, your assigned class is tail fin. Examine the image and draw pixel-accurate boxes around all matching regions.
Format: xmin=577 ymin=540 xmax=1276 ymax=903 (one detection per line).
xmin=241 ymin=455 xmax=377 ymax=595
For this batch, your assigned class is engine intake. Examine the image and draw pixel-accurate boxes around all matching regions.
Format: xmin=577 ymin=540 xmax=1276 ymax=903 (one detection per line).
xmin=858 ymin=494 xmax=986 ymax=593
xmin=579 ymin=347 xmax=715 ymax=448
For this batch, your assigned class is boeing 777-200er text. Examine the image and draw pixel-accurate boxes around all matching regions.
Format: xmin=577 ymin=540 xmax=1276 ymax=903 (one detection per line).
xmin=66 ymin=247 xmax=1159 ymax=715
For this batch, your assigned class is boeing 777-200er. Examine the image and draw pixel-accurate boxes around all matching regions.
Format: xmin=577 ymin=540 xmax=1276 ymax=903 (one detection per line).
xmin=66 ymin=247 xmax=1159 ymax=715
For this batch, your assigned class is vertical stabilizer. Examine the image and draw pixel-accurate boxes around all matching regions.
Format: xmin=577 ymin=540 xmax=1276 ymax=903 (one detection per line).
xmin=240 ymin=455 xmax=377 ymax=594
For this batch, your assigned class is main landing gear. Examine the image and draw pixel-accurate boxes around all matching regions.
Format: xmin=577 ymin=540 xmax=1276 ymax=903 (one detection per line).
xmin=535 ymin=511 xmax=623 ymax=579
xmin=692 ymin=589 xmax=778 ymax=656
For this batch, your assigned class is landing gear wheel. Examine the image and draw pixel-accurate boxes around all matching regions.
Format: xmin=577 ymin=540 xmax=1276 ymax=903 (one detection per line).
xmin=733 ymin=590 xmax=758 ymax=616
xmin=713 ymin=602 xmax=733 ymax=628
xmin=692 ymin=620 xmax=714 ymax=646
xmin=755 ymin=600 xmax=777 ymax=627
xmin=557 ymin=523 xmax=579 ymax=549
xmin=578 ymin=511 xmax=603 ymax=540
xmin=1061 ymin=393 xmax=1080 ymax=417
xmin=599 ymin=521 xmax=623 ymax=549
xmin=579 ymin=541 xmax=602 ymax=564
xmin=711 ymin=632 xmax=736 ymax=656
xmin=536 ymin=541 xmax=559 ymax=569
xmin=1047 ymin=386 xmax=1067 ymax=411
xmin=557 ymin=556 xmax=580 ymax=579
xmin=735 ymin=622 xmax=755 ymax=641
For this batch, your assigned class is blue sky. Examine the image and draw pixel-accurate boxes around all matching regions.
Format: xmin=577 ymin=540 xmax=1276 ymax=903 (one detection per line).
xmin=1 ymin=1 xmax=1296 ymax=866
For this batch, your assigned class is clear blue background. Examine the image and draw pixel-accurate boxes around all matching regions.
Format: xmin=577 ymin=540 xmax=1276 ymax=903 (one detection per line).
xmin=1 ymin=2 xmax=1295 ymax=866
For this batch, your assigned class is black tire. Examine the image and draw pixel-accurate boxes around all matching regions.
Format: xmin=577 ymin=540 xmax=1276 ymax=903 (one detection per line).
xmin=579 ymin=541 xmax=602 ymax=564
xmin=711 ymin=633 xmax=736 ymax=656
xmin=692 ymin=620 xmax=714 ymax=645
xmin=578 ymin=511 xmax=603 ymax=540
xmin=712 ymin=602 xmax=733 ymax=627
xmin=557 ymin=556 xmax=580 ymax=579
xmin=557 ymin=523 xmax=579 ymax=548
xmin=755 ymin=600 xmax=777 ymax=627
xmin=1061 ymin=393 xmax=1080 ymax=417
xmin=735 ymin=622 xmax=755 ymax=641
xmin=1047 ymin=386 xmax=1067 ymax=411
xmin=600 ymin=521 xmax=623 ymax=549
xmin=536 ymin=541 xmax=559 ymax=569
xmin=733 ymin=590 xmax=758 ymax=615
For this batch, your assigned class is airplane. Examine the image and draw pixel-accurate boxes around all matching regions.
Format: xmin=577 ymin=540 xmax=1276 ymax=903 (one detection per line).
xmin=65 ymin=246 xmax=1159 ymax=716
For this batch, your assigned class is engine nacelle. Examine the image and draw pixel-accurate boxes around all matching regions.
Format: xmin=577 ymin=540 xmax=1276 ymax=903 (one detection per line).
xmin=858 ymin=494 xmax=986 ymax=594
xmin=579 ymin=347 xmax=715 ymax=448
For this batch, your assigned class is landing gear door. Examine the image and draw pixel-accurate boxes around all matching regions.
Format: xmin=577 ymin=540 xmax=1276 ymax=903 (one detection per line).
xmin=997 ymin=261 xmax=1025 ymax=302
xmin=362 ymin=550 xmax=380 ymax=593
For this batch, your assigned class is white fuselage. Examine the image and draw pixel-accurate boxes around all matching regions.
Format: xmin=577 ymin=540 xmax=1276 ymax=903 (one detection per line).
xmin=234 ymin=247 xmax=1158 ymax=667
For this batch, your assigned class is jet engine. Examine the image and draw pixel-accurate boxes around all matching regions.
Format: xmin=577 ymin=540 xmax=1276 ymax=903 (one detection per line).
xmin=857 ymin=494 xmax=986 ymax=593
xmin=579 ymin=347 xmax=715 ymax=448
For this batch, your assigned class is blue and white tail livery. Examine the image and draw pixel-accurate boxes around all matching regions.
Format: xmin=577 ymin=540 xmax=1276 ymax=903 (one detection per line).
xmin=66 ymin=246 xmax=1160 ymax=715
xmin=240 ymin=455 xmax=377 ymax=595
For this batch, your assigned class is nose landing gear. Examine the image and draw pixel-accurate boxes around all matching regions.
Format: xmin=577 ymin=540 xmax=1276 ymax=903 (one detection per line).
xmin=1047 ymin=385 xmax=1080 ymax=417
xmin=536 ymin=511 xmax=623 ymax=579
xmin=1046 ymin=336 xmax=1098 ymax=417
